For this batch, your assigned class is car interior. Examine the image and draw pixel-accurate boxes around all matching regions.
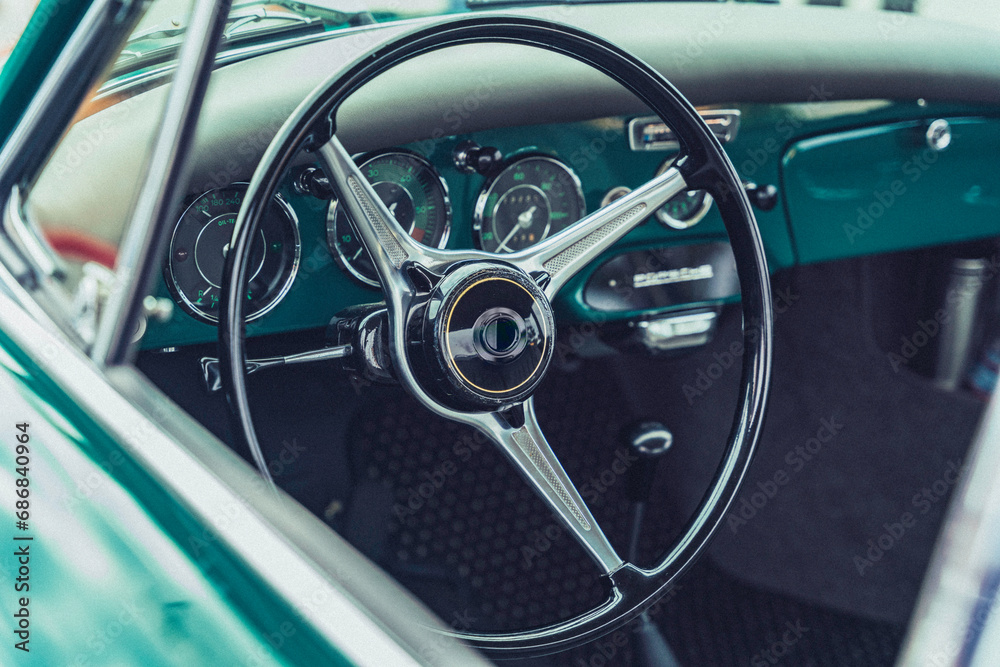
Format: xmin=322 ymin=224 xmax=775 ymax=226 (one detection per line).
xmin=17 ymin=1 xmax=1000 ymax=664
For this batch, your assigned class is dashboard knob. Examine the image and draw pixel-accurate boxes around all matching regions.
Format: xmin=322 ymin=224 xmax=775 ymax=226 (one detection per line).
xmin=294 ymin=166 xmax=335 ymax=200
xmin=926 ymin=118 xmax=952 ymax=152
xmin=743 ymin=180 xmax=779 ymax=212
xmin=453 ymin=140 xmax=503 ymax=176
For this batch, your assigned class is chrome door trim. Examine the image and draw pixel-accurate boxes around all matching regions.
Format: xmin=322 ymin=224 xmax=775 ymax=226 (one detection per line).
xmin=897 ymin=390 xmax=1000 ymax=667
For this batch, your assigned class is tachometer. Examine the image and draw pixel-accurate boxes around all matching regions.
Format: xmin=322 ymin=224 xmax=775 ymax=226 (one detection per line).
xmin=166 ymin=184 xmax=300 ymax=323
xmin=474 ymin=155 xmax=585 ymax=253
xmin=654 ymin=157 xmax=713 ymax=229
xmin=327 ymin=150 xmax=451 ymax=287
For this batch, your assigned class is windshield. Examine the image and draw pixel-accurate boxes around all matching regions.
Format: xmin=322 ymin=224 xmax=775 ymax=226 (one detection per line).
xmin=9 ymin=0 xmax=999 ymax=81
xmin=109 ymin=0 xmax=461 ymax=80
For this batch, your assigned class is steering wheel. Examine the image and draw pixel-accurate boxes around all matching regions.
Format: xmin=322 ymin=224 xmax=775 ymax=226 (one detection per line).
xmin=219 ymin=15 xmax=772 ymax=657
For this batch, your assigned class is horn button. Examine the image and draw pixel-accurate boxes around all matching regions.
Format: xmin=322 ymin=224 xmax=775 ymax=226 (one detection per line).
xmin=420 ymin=263 xmax=555 ymax=411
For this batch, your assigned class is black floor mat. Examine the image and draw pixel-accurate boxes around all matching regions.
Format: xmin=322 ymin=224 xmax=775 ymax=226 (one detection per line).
xmin=544 ymin=558 xmax=905 ymax=667
xmin=344 ymin=360 xmax=906 ymax=666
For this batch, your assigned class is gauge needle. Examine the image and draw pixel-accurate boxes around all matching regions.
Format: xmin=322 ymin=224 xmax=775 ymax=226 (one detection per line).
xmin=388 ymin=201 xmax=398 ymax=218
xmin=518 ymin=205 xmax=537 ymax=227
xmin=496 ymin=206 xmax=537 ymax=253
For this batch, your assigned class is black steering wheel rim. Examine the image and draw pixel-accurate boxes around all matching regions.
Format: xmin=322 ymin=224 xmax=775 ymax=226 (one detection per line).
xmin=219 ymin=14 xmax=772 ymax=657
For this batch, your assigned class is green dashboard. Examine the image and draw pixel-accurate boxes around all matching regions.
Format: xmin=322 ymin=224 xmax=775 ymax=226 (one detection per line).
xmin=138 ymin=100 xmax=1000 ymax=351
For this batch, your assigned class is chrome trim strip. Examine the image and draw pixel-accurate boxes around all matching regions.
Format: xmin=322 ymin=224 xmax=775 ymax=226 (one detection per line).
xmin=628 ymin=109 xmax=742 ymax=151
xmin=2 ymin=186 xmax=80 ymax=341
xmin=4 ymin=185 xmax=66 ymax=280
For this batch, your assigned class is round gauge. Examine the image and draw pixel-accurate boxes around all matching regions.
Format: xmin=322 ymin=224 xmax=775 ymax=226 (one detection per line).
xmin=166 ymin=184 xmax=300 ymax=323
xmin=327 ymin=150 xmax=451 ymax=287
xmin=654 ymin=158 xmax=713 ymax=230
xmin=474 ymin=155 xmax=585 ymax=253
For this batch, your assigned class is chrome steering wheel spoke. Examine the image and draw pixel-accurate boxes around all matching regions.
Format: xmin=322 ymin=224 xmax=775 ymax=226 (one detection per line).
xmin=469 ymin=399 xmax=625 ymax=576
xmin=507 ymin=164 xmax=688 ymax=298
xmin=318 ymin=136 xmax=439 ymax=296
xmin=318 ymin=136 xmax=493 ymax=295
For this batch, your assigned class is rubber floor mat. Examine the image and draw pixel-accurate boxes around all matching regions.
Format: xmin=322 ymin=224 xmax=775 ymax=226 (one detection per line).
xmin=346 ymin=361 xmax=906 ymax=665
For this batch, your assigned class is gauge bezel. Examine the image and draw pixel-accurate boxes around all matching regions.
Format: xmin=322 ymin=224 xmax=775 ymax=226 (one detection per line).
xmin=473 ymin=153 xmax=586 ymax=253
xmin=653 ymin=155 xmax=714 ymax=230
xmin=600 ymin=185 xmax=632 ymax=208
xmin=326 ymin=148 xmax=452 ymax=288
xmin=165 ymin=183 xmax=301 ymax=324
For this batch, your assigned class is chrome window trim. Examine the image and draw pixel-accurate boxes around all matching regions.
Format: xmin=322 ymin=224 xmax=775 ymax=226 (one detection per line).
xmin=2 ymin=186 xmax=78 ymax=333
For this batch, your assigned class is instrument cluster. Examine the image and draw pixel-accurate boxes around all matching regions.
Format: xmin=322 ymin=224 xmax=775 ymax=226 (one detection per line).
xmin=320 ymin=143 xmax=714 ymax=289
xmin=161 ymin=131 xmax=718 ymax=321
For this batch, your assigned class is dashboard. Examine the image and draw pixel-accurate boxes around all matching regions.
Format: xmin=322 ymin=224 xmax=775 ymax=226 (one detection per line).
xmin=141 ymin=110 xmax=752 ymax=350
xmin=139 ymin=100 xmax=1000 ymax=352
xmin=22 ymin=3 xmax=1000 ymax=354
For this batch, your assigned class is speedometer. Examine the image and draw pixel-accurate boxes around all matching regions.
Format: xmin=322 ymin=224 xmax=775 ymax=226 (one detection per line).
xmin=165 ymin=184 xmax=300 ymax=323
xmin=473 ymin=155 xmax=585 ymax=253
xmin=327 ymin=150 xmax=451 ymax=287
